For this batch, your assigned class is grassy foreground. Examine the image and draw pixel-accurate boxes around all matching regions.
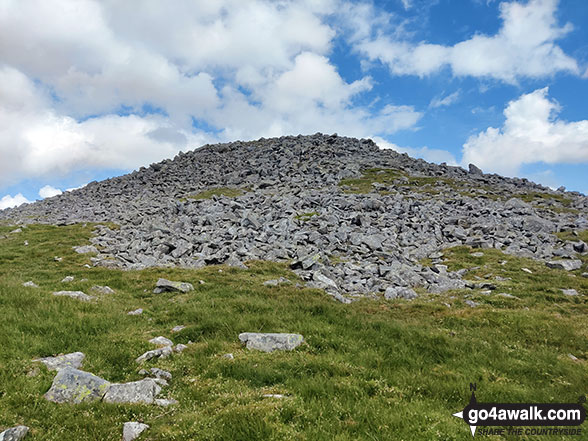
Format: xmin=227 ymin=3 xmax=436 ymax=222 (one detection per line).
xmin=0 ymin=224 xmax=587 ymax=440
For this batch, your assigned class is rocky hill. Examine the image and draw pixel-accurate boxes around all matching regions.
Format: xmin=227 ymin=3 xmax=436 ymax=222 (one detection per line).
xmin=2 ymin=133 xmax=587 ymax=303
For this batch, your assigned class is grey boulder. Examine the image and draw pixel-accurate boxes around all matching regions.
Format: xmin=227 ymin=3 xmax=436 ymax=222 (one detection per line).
xmin=90 ymin=285 xmax=115 ymax=295
xmin=103 ymin=379 xmax=161 ymax=404
xmin=33 ymin=352 xmax=85 ymax=371
xmin=44 ymin=368 xmax=110 ymax=404
xmin=384 ymin=286 xmax=418 ymax=300
xmin=546 ymin=260 xmax=582 ymax=271
xmin=0 ymin=426 xmax=29 ymax=441
xmin=153 ymin=278 xmax=194 ymax=293
xmin=123 ymin=422 xmax=149 ymax=441
xmin=239 ymin=333 xmax=304 ymax=352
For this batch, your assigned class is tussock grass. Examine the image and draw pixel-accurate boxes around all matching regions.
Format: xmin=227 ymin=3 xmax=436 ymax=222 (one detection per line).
xmin=0 ymin=225 xmax=587 ymax=440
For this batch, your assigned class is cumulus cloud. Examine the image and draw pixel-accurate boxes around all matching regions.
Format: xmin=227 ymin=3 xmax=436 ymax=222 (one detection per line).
xmin=375 ymin=137 xmax=459 ymax=165
xmin=39 ymin=185 xmax=63 ymax=198
xmin=0 ymin=194 xmax=31 ymax=210
xmin=462 ymin=88 xmax=588 ymax=176
xmin=355 ymin=0 xmax=579 ymax=82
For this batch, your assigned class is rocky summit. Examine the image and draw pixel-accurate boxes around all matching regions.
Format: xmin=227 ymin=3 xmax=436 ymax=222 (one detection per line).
xmin=1 ymin=133 xmax=587 ymax=303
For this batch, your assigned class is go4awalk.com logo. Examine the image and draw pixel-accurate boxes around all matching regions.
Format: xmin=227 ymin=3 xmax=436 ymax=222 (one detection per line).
xmin=453 ymin=384 xmax=586 ymax=437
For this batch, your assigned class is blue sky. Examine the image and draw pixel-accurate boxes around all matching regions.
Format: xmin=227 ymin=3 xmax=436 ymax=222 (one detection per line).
xmin=1 ymin=0 xmax=587 ymax=209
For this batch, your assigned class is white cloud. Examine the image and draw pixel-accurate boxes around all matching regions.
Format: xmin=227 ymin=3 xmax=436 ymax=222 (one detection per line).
xmin=374 ymin=137 xmax=459 ymax=165
xmin=355 ymin=0 xmax=579 ymax=82
xmin=429 ymin=90 xmax=461 ymax=108
xmin=462 ymin=87 xmax=588 ymax=176
xmin=39 ymin=185 xmax=63 ymax=198
xmin=0 ymin=194 xmax=31 ymax=210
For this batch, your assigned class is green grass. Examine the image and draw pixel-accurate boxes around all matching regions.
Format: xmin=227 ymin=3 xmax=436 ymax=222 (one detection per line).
xmin=184 ymin=187 xmax=249 ymax=201
xmin=0 ymin=225 xmax=587 ymax=440
xmin=294 ymin=212 xmax=318 ymax=222
xmin=339 ymin=168 xmax=403 ymax=193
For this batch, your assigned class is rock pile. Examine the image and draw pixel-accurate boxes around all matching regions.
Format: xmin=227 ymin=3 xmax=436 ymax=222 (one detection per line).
xmin=2 ymin=134 xmax=586 ymax=302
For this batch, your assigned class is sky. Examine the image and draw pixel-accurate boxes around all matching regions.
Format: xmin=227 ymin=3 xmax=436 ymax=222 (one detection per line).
xmin=1 ymin=0 xmax=587 ymax=210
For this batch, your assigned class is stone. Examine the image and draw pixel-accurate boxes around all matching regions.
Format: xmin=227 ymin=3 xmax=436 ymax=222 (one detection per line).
xmin=546 ymin=260 xmax=582 ymax=271
xmin=238 ymin=333 xmax=304 ymax=352
xmin=171 ymin=325 xmax=186 ymax=333
xmin=0 ymin=426 xmax=29 ymax=441
xmin=263 ymin=277 xmax=289 ymax=286
xmin=44 ymin=368 xmax=110 ymax=404
xmin=263 ymin=394 xmax=287 ymax=399
xmin=135 ymin=347 xmax=173 ymax=364
xmin=521 ymin=268 xmax=533 ymax=274
xmin=223 ymin=353 xmax=234 ymax=360
xmin=561 ymin=289 xmax=578 ymax=296
xmin=153 ymin=278 xmax=194 ymax=293
xmin=155 ymin=398 xmax=179 ymax=406
xmin=52 ymin=291 xmax=95 ymax=301
xmin=61 ymin=276 xmax=74 ymax=283
xmin=22 ymin=281 xmax=39 ymax=288
xmin=122 ymin=422 xmax=149 ymax=441
xmin=496 ymin=293 xmax=519 ymax=299
xmin=103 ymin=379 xmax=161 ymax=404
xmin=173 ymin=344 xmax=188 ymax=353
xmin=10 ymin=228 xmax=22 ymax=234
xmin=384 ymin=286 xmax=418 ymax=300
xmin=73 ymin=245 xmax=98 ymax=254
xmin=471 ymin=252 xmax=484 ymax=257
xmin=312 ymin=272 xmax=338 ymax=290
xmin=464 ymin=300 xmax=479 ymax=308
xmin=468 ymin=163 xmax=483 ymax=174
xmin=149 ymin=368 xmax=172 ymax=381
xmin=127 ymin=308 xmax=143 ymax=315
xmin=90 ymin=285 xmax=115 ymax=295
xmin=149 ymin=336 xmax=173 ymax=347
xmin=34 ymin=352 xmax=85 ymax=371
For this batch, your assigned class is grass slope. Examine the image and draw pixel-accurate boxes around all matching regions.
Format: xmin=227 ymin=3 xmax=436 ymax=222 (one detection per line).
xmin=0 ymin=224 xmax=586 ymax=440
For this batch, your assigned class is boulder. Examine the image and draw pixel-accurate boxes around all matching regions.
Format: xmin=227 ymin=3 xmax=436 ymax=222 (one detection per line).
xmin=384 ymin=286 xmax=418 ymax=300
xmin=153 ymin=278 xmax=194 ymax=293
xmin=33 ymin=352 xmax=85 ymax=371
xmin=238 ymin=333 xmax=304 ymax=352
xmin=52 ymin=291 xmax=95 ymax=301
xmin=122 ymin=422 xmax=149 ymax=441
xmin=546 ymin=260 xmax=582 ymax=271
xmin=0 ymin=426 xmax=29 ymax=441
xmin=103 ymin=379 xmax=161 ymax=404
xmin=44 ymin=368 xmax=110 ymax=404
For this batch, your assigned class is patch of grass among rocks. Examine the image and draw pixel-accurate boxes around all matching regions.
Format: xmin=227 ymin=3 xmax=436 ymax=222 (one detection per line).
xmin=1 ymin=225 xmax=587 ymax=440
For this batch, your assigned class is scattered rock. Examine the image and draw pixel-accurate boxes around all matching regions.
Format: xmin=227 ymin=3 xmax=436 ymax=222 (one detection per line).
xmin=173 ymin=344 xmax=188 ymax=353
xmin=103 ymin=379 xmax=161 ymax=404
xmin=223 ymin=353 xmax=234 ymax=360
xmin=521 ymin=268 xmax=533 ymax=274
xmin=561 ymin=289 xmax=578 ymax=296
xmin=153 ymin=278 xmax=194 ymax=294
xmin=464 ymin=300 xmax=479 ymax=308
xmin=53 ymin=256 xmax=62 ymax=262
xmin=10 ymin=228 xmax=22 ymax=234
xmin=568 ymin=353 xmax=579 ymax=362
xmin=122 ymin=422 xmax=149 ymax=441
xmin=135 ymin=347 xmax=173 ymax=364
xmin=148 ymin=368 xmax=172 ymax=381
xmin=155 ymin=398 xmax=178 ymax=406
xmin=149 ymin=336 xmax=173 ymax=347
xmin=73 ymin=245 xmax=98 ymax=254
xmin=496 ymin=293 xmax=519 ymax=299
xmin=0 ymin=426 xmax=29 ymax=441
xmin=61 ymin=276 xmax=75 ymax=283
xmin=384 ymin=286 xmax=418 ymax=300
xmin=546 ymin=260 xmax=582 ymax=271
xmin=263 ymin=394 xmax=287 ymax=399
xmin=52 ymin=291 xmax=95 ymax=301
xmin=238 ymin=333 xmax=304 ymax=352
xmin=90 ymin=285 xmax=115 ymax=295
xmin=471 ymin=252 xmax=484 ymax=257
xmin=22 ymin=281 xmax=39 ymax=288
xmin=44 ymin=368 xmax=110 ymax=404
xmin=263 ymin=277 xmax=290 ymax=286
xmin=127 ymin=308 xmax=143 ymax=315
xmin=171 ymin=325 xmax=186 ymax=333
xmin=33 ymin=352 xmax=85 ymax=371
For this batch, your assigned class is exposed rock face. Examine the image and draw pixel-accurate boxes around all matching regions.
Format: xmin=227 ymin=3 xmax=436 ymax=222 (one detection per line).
xmin=44 ymin=368 xmax=111 ymax=404
xmin=1 ymin=134 xmax=586 ymax=302
xmin=239 ymin=333 xmax=304 ymax=352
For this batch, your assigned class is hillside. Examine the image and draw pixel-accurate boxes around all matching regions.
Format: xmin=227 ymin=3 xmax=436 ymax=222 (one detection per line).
xmin=0 ymin=134 xmax=587 ymax=440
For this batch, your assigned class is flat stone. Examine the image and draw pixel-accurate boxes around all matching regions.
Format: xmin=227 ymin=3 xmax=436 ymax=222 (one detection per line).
xmin=127 ymin=308 xmax=143 ymax=315
xmin=546 ymin=260 xmax=582 ymax=271
xmin=149 ymin=336 xmax=173 ymax=347
xmin=103 ymin=379 xmax=161 ymax=404
xmin=171 ymin=325 xmax=186 ymax=333
xmin=238 ymin=333 xmax=304 ymax=352
xmin=44 ymin=368 xmax=110 ymax=404
xmin=61 ymin=276 xmax=74 ymax=283
xmin=384 ymin=286 xmax=418 ymax=300
xmin=52 ymin=291 xmax=95 ymax=302
xmin=34 ymin=352 xmax=85 ymax=371
xmin=0 ymin=426 xmax=29 ymax=441
xmin=561 ymin=289 xmax=578 ymax=296
xmin=22 ymin=281 xmax=39 ymax=288
xmin=122 ymin=422 xmax=149 ymax=441
xmin=153 ymin=278 xmax=194 ymax=293
xmin=90 ymin=285 xmax=115 ymax=295
xmin=73 ymin=245 xmax=98 ymax=254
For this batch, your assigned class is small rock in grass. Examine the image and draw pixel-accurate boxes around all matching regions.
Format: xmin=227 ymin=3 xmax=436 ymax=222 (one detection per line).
xmin=155 ymin=398 xmax=178 ymax=407
xmin=10 ymin=228 xmax=22 ymax=234
xmin=223 ymin=353 xmax=234 ymax=360
xmin=173 ymin=344 xmax=188 ymax=353
xmin=239 ymin=333 xmax=304 ymax=352
xmin=90 ymin=285 xmax=115 ymax=295
xmin=103 ymin=379 xmax=161 ymax=404
xmin=0 ymin=425 xmax=29 ymax=441
xmin=568 ymin=354 xmax=579 ymax=362
xmin=464 ymin=300 xmax=479 ymax=308
xmin=496 ymin=293 xmax=519 ymax=299
xmin=153 ymin=278 xmax=194 ymax=294
xmin=24 ymin=240 xmax=28 ymax=246
xmin=263 ymin=394 xmax=287 ymax=399
xmin=561 ymin=289 xmax=578 ymax=296
xmin=33 ymin=352 xmax=85 ymax=371
xmin=171 ymin=325 xmax=186 ymax=333
xmin=149 ymin=336 xmax=173 ymax=347
xmin=52 ymin=291 xmax=94 ymax=302
xmin=122 ymin=422 xmax=149 ymax=441
xmin=54 ymin=256 xmax=62 ymax=262
xmin=73 ymin=245 xmax=98 ymax=254
xmin=22 ymin=281 xmax=39 ymax=288
xmin=149 ymin=368 xmax=172 ymax=381
xmin=521 ymin=268 xmax=533 ymax=274
xmin=127 ymin=308 xmax=143 ymax=315
xmin=471 ymin=252 xmax=484 ymax=257
xmin=135 ymin=347 xmax=173 ymax=364
xmin=61 ymin=276 xmax=74 ymax=283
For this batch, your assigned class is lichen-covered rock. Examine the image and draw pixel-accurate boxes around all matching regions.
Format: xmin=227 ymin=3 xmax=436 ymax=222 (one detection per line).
xmin=52 ymin=291 xmax=95 ymax=301
xmin=44 ymin=368 xmax=110 ymax=403
xmin=0 ymin=426 xmax=29 ymax=441
xmin=33 ymin=352 xmax=85 ymax=371
xmin=122 ymin=422 xmax=149 ymax=441
xmin=153 ymin=278 xmax=194 ymax=293
xmin=103 ymin=379 xmax=161 ymax=404
xmin=239 ymin=333 xmax=304 ymax=352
